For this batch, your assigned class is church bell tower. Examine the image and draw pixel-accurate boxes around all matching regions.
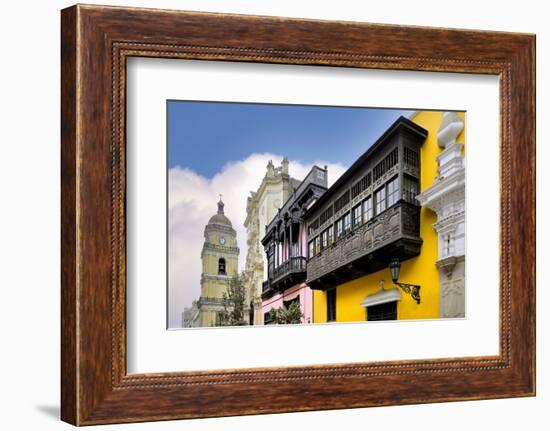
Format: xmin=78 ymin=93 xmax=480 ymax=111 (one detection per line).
xmin=192 ymin=197 xmax=240 ymax=327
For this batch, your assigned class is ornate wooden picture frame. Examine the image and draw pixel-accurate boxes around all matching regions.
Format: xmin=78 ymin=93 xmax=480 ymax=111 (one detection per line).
xmin=61 ymin=4 xmax=535 ymax=425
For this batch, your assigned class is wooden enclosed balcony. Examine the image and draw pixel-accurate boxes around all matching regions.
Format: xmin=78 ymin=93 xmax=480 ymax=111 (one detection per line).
xmin=262 ymin=256 xmax=307 ymax=298
xmin=306 ymin=201 xmax=422 ymax=290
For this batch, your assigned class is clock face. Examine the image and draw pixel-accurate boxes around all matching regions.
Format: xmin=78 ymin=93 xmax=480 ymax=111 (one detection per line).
xmin=219 ymin=237 xmax=226 ymax=245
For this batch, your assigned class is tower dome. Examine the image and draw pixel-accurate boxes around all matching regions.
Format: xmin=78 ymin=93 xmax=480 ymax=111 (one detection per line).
xmin=207 ymin=197 xmax=233 ymax=228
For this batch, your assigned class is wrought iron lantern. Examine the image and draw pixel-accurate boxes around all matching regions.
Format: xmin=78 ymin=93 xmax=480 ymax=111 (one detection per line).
xmin=389 ymin=258 xmax=421 ymax=304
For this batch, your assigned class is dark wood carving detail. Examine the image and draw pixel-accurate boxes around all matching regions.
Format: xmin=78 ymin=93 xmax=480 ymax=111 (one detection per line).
xmin=307 ymin=203 xmax=421 ymax=289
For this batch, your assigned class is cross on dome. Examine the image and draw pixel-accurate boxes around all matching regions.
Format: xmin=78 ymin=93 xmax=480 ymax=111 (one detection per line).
xmin=217 ymin=195 xmax=224 ymax=214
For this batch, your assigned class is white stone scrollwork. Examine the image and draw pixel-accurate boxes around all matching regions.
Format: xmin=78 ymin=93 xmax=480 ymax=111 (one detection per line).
xmin=416 ymin=112 xmax=465 ymax=319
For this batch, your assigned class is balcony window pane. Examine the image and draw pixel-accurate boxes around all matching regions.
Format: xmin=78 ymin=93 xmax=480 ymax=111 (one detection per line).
xmin=328 ymin=226 xmax=334 ymax=246
xmin=268 ymin=248 xmax=274 ymax=277
xmin=353 ymin=204 xmax=362 ymax=227
xmin=321 ymin=230 xmax=328 ymax=249
xmin=387 ymin=176 xmax=400 ymax=207
xmin=308 ymin=240 xmax=314 ymax=258
xmin=343 ymin=212 xmax=351 ymax=232
xmin=363 ymin=197 xmax=373 ymax=222
xmin=375 ymin=187 xmax=386 ymax=214
xmin=403 ymin=175 xmax=420 ymax=204
xmin=290 ymin=241 xmax=299 ymax=258
xmin=336 ymin=219 xmax=343 ymax=239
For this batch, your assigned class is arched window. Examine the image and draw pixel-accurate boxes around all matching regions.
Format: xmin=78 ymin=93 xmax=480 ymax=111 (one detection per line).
xmin=218 ymin=258 xmax=226 ymax=275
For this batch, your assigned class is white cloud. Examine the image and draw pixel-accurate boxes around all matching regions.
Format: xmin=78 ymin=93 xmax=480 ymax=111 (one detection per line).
xmin=168 ymin=153 xmax=347 ymax=328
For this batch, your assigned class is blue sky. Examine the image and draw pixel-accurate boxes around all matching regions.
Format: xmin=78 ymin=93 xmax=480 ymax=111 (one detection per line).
xmin=167 ymin=100 xmax=412 ymax=176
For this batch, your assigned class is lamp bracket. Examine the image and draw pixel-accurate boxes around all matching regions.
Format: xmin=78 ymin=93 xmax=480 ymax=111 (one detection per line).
xmin=394 ymin=282 xmax=421 ymax=304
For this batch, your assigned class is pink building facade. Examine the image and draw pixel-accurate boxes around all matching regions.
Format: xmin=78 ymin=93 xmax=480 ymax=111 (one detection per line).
xmin=261 ymin=283 xmax=313 ymax=324
xmin=261 ymin=166 xmax=328 ymax=324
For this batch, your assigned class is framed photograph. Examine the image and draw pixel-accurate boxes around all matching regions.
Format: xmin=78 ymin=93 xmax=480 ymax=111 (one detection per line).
xmin=61 ymin=4 xmax=535 ymax=425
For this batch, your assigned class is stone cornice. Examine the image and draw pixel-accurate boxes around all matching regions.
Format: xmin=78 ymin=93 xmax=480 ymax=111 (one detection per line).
xmin=201 ymin=273 xmax=237 ymax=282
xmin=436 ymin=254 xmax=465 ymax=274
xmin=201 ymin=243 xmax=239 ymax=255
xmin=437 ymin=112 xmax=465 ymax=149
xmin=204 ymin=224 xmax=236 ymax=236
xmin=433 ymin=211 xmax=465 ymax=232
xmin=416 ymin=167 xmax=465 ymax=213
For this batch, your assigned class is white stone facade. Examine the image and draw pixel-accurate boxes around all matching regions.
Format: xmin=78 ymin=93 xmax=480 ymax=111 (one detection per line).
xmin=416 ymin=112 xmax=466 ymax=318
xmin=242 ymin=158 xmax=299 ymax=324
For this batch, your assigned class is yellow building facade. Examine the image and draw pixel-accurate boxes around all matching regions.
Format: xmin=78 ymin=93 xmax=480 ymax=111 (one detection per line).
xmin=312 ymin=111 xmax=466 ymax=323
